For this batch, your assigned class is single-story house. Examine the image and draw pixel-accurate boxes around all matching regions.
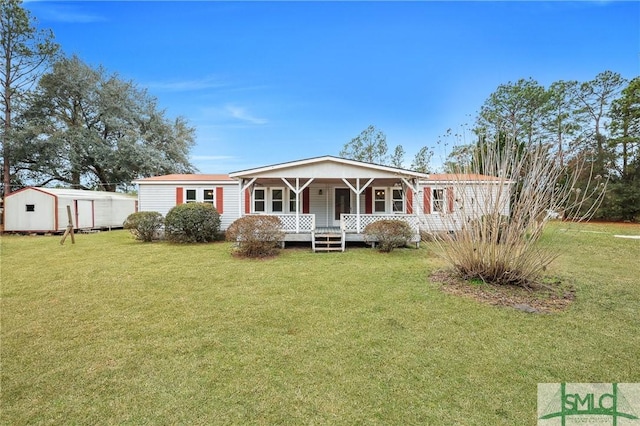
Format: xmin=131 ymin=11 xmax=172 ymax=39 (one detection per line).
xmin=134 ymin=156 xmax=511 ymax=251
xmin=3 ymin=187 xmax=138 ymax=233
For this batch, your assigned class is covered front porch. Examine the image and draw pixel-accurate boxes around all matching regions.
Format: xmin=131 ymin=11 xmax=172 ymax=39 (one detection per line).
xmin=229 ymin=156 xmax=429 ymax=251
xmin=262 ymin=212 xmax=421 ymax=251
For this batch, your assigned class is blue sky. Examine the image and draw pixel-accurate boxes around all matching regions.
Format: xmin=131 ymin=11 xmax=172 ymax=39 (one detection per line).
xmin=24 ymin=1 xmax=640 ymax=173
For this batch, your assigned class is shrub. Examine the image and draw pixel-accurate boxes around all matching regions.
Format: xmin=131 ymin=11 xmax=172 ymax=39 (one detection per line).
xmin=469 ymin=214 xmax=511 ymax=244
xmin=123 ymin=211 xmax=164 ymax=242
xmin=164 ymin=203 xmax=221 ymax=243
xmin=424 ymin=135 xmax=606 ymax=287
xmin=226 ymin=215 xmax=284 ymax=258
xmin=363 ymin=220 xmax=415 ymax=252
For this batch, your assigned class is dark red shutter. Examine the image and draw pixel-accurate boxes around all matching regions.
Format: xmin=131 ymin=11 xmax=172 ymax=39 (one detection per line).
xmin=365 ymin=187 xmax=372 ymax=214
xmin=216 ymin=187 xmax=224 ymax=214
xmin=244 ymin=189 xmax=250 ymax=214
xmin=423 ymin=187 xmax=431 ymax=214
xmin=176 ymin=187 xmax=183 ymax=205
xmin=406 ymin=189 xmax=413 ymax=214
xmin=303 ymin=188 xmax=310 ymax=214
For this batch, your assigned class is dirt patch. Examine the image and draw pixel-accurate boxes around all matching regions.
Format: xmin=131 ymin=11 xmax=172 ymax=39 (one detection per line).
xmin=431 ymin=270 xmax=575 ymax=314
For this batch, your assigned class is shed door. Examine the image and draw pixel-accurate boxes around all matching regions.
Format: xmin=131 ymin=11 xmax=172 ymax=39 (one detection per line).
xmin=74 ymin=200 xmax=94 ymax=229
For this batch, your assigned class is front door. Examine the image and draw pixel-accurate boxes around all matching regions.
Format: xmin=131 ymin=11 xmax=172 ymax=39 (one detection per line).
xmin=334 ymin=188 xmax=351 ymax=226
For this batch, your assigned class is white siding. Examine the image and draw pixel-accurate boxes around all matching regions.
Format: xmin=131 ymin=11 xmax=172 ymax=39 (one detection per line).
xmin=137 ymin=182 xmax=239 ymax=230
xmin=4 ymin=189 xmax=56 ymax=232
xmin=219 ymin=184 xmax=240 ymax=230
xmin=308 ymin=184 xmax=330 ymax=228
xmin=138 ymin=184 xmax=176 ymax=217
xmin=416 ymin=181 xmax=512 ymax=232
xmin=93 ymin=198 xmax=138 ymax=228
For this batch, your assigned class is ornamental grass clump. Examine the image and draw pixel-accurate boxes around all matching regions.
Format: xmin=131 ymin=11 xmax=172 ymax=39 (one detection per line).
xmin=364 ymin=219 xmax=415 ymax=252
xmin=164 ymin=203 xmax=221 ymax=243
xmin=424 ymin=138 xmax=606 ymax=287
xmin=123 ymin=211 xmax=164 ymax=242
xmin=226 ymin=215 xmax=284 ymax=258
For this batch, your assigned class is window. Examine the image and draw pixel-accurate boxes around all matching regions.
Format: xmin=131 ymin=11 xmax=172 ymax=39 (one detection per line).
xmin=26 ymin=204 xmax=35 ymax=212
xmin=433 ymin=189 xmax=444 ymax=213
xmin=392 ymin=189 xmax=404 ymax=213
xmin=289 ymin=189 xmax=297 ymax=213
xmin=203 ymin=189 xmax=215 ymax=206
xmin=271 ymin=188 xmax=283 ymax=212
xmin=374 ymin=188 xmax=386 ymax=213
xmin=185 ymin=189 xmax=197 ymax=203
xmin=254 ymin=189 xmax=265 ymax=212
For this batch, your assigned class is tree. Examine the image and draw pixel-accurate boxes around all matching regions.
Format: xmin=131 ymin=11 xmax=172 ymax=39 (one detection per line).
xmin=18 ymin=56 xmax=195 ymax=191
xmin=339 ymin=125 xmax=434 ymax=172
xmin=410 ymin=146 xmax=432 ymax=173
xmin=443 ymin=144 xmax=474 ymax=173
xmin=340 ymin=125 xmax=388 ymax=164
xmin=390 ymin=144 xmax=405 ymax=168
xmin=1 ymin=0 xmax=58 ymax=195
xmin=574 ymin=71 xmax=626 ymax=176
xmin=609 ymin=77 xmax=639 ymax=181
xmin=604 ymin=77 xmax=640 ymax=220
xmin=543 ymin=80 xmax=580 ymax=167
xmin=475 ymin=78 xmax=550 ymax=149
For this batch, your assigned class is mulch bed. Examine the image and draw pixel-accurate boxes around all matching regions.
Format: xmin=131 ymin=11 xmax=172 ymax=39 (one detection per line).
xmin=431 ymin=270 xmax=575 ymax=314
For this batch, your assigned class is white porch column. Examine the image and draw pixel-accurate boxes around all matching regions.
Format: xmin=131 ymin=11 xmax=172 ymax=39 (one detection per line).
xmin=281 ymin=177 xmax=314 ymax=233
xmin=341 ymin=177 xmax=374 ymax=233
xmin=240 ymin=177 xmax=257 ymax=217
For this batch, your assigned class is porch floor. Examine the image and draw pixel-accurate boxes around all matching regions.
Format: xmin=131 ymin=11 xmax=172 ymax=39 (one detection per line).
xmin=315 ymin=226 xmax=341 ymax=234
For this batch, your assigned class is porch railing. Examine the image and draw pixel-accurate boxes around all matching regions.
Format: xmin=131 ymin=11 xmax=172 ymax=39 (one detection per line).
xmin=248 ymin=213 xmax=419 ymax=235
xmin=252 ymin=214 xmax=315 ymax=233
xmin=341 ymin=214 xmax=420 ymax=234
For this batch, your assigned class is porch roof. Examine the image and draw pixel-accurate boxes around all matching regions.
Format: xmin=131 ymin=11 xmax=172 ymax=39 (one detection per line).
xmin=228 ymin=155 xmax=430 ymax=180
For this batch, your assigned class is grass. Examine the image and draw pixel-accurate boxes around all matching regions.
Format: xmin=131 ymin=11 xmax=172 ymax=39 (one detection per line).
xmin=1 ymin=222 xmax=639 ymax=425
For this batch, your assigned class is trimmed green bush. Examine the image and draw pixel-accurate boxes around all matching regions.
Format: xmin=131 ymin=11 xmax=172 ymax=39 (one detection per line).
xmin=226 ymin=215 xmax=284 ymax=258
xmin=123 ymin=211 xmax=164 ymax=242
xmin=363 ymin=220 xmax=415 ymax=252
xmin=165 ymin=203 xmax=221 ymax=243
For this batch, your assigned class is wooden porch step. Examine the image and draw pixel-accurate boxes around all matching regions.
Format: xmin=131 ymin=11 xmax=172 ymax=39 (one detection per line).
xmin=312 ymin=231 xmax=344 ymax=252
xmin=314 ymin=246 xmax=343 ymax=252
xmin=314 ymin=242 xmax=342 ymax=247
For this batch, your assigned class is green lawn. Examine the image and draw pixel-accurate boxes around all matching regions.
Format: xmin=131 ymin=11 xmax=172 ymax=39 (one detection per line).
xmin=1 ymin=222 xmax=639 ymax=425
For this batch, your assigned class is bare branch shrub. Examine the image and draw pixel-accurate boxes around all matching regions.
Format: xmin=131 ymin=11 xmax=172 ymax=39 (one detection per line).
xmin=226 ymin=215 xmax=284 ymax=258
xmin=363 ymin=219 xmax=414 ymax=252
xmin=423 ymin=139 xmax=607 ymax=286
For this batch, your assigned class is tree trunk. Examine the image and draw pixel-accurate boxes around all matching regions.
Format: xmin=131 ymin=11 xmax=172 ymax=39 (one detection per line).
xmin=3 ymin=45 xmax=12 ymax=195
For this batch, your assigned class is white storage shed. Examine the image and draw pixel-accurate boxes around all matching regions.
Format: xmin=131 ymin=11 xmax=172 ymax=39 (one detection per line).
xmin=3 ymin=187 xmax=137 ymax=233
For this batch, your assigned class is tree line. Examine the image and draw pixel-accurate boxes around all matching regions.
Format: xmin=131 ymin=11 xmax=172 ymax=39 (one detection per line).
xmin=341 ymin=73 xmax=638 ymax=221
xmin=464 ymin=73 xmax=638 ymax=221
